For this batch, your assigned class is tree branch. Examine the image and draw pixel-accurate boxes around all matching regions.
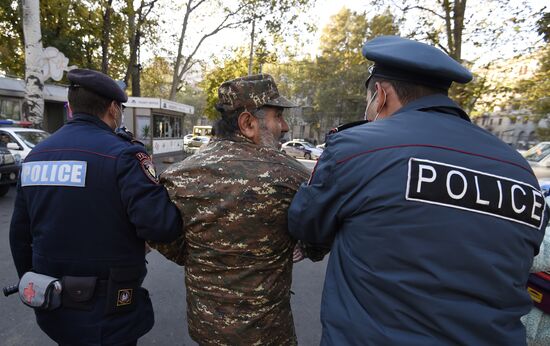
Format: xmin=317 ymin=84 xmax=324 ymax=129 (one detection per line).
xmin=401 ymin=5 xmax=446 ymax=20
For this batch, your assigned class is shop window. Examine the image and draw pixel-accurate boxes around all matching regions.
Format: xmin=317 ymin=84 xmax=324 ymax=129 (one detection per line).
xmin=136 ymin=116 xmax=151 ymax=140
xmin=153 ymin=114 xmax=183 ymax=138
xmin=0 ymin=97 xmax=21 ymax=120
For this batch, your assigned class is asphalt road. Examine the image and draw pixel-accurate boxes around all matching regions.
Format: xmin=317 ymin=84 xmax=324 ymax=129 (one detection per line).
xmin=0 ymin=163 xmax=327 ymax=346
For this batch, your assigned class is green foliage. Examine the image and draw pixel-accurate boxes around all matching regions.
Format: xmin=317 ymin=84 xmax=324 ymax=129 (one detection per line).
xmin=199 ymin=7 xmax=399 ymax=134
xmin=514 ymin=45 xmax=550 ymax=116
xmin=199 ymin=48 xmax=250 ymax=119
xmin=0 ymin=0 xmax=156 ymax=80
xmin=0 ymin=0 xmax=24 ymax=76
xmin=141 ymin=56 xmax=172 ymax=98
xmin=298 ymin=9 xmax=399 ymax=128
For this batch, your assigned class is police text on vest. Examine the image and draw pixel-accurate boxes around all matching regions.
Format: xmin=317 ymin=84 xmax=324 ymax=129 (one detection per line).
xmin=21 ymin=161 xmax=87 ymax=187
xmin=406 ymin=158 xmax=545 ymax=229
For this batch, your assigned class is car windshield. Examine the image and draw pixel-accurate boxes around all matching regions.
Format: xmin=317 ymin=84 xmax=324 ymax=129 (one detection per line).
xmin=14 ymin=131 xmax=49 ymax=148
xmin=524 ymin=143 xmax=550 ymax=163
xmin=301 ymin=142 xmax=316 ymax=148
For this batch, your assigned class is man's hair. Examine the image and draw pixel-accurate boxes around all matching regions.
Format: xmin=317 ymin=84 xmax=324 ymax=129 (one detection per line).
xmin=367 ymin=76 xmax=448 ymax=104
xmin=68 ymin=86 xmax=113 ymax=117
xmin=213 ymin=106 xmax=267 ymax=138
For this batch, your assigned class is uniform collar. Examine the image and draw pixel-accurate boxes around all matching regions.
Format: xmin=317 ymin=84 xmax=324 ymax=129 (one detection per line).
xmin=392 ymin=94 xmax=470 ymax=122
xmin=69 ymin=113 xmax=115 ymax=133
xmin=213 ymin=133 xmax=255 ymax=145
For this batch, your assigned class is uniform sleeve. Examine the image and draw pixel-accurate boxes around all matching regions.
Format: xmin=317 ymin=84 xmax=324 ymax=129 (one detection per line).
xmin=9 ymin=183 xmax=33 ymax=278
xmin=116 ymin=146 xmax=183 ymax=242
xmin=288 ymin=145 xmax=346 ymax=247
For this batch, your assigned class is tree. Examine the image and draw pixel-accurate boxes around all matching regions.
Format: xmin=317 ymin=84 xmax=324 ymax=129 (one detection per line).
xmin=369 ymin=1 xmax=541 ymax=111
xmin=122 ymin=0 xmax=159 ymax=96
xmin=0 ymin=0 xmax=24 ymax=76
xmin=307 ymin=9 xmax=399 ymax=129
xmin=199 ymin=48 xmax=250 ymax=119
xmin=22 ymin=0 xmax=44 ymax=127
xmin=199 ymin=8 xmax=400 ymax=139
xmin=0 ymin=0 xmax=156 ymax=84
xmin=169 ymin=0 xmax=246 ymax=100
xmin=169 ymin=0 xmax=314 ymax=100
xmin=141 ymin=56 xmax=173 ymax=98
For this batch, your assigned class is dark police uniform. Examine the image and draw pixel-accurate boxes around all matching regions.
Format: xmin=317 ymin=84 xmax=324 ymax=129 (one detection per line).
xmin=288 ymin=36 xmax=548 ymax=345
xmin=9 ymin=69 xmax=182 ymax=345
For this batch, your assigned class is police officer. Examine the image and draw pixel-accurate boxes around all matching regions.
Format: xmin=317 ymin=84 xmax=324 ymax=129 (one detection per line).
xmin=9 ymin=68 xmax=182 ymax=345
xmin=288 ymin=36 xmax=548 ymax=345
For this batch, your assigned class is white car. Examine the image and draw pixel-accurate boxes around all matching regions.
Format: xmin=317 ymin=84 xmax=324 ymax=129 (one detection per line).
xmin=183 ymin=134 xmax=194 ymax=147
xmin=187 ymin=135 xmax=210 ymax=148
xmin=281 ymin=140 xmax=323 ymax=160
xmin=0 ymin=127 xmax=50 ymax=163
xmin=523 ymin=142 xmax=550 ymax=179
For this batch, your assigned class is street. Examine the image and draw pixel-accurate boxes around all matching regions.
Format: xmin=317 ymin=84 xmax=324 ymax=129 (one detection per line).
xmin=0 ymin=166 xmax=327 ymax=346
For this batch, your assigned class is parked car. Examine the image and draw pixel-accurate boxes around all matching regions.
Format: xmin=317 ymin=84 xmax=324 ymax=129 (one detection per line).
xmin=523 ymin=142 xmax=550 ymax=179
xmin=281 ymin=140 xmax=323 ymax=160
xmin=0 ymin=146 xmax=19 ymax=196
xmin=0 ymin=127 xmax=50 ymax=163
xmin=187 ymin=135 xmax=210 ymax=148
xmin=183 ymin=134 xmax=195 ymax=147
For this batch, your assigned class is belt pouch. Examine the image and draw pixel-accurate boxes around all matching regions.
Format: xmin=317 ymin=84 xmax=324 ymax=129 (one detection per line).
xmin=104 ymin=267 xmax=142 ymax=315
xmin=527 ymin=273 xmax=550 ymax=314
xmin=61 ymin=276 xmax=97 ymax=310
xmin=18 ymin=272 xmax=62 ymax=311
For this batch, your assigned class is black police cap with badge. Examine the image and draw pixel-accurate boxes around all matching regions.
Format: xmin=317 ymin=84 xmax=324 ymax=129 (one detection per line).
xmin=67 ymin=68 xmax=128 ymax=103
xmin=362 ymin=35 xmax=473 ymax=90
xmin=326 ymin=35 xmax=474 ymax=141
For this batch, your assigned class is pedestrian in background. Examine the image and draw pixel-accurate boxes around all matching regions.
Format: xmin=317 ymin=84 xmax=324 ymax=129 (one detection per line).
xmin=288 ymin=36 xmax=548 ymax=345
xmin=152 ymin=74 xmax=326 ymax=345
xmin=9 ymin=68 xmax=182 ymax=345
xmin=523 ymin=186 xmax=550 ymax=346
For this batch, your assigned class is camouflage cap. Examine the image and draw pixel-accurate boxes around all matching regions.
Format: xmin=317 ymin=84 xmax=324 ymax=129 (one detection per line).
xmin=216 ymin=74 xmax=297 ymax=115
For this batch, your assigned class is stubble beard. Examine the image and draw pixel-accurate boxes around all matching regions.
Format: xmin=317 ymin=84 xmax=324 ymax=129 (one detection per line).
xmin=258 ymin=119 xmax=281 ymax=149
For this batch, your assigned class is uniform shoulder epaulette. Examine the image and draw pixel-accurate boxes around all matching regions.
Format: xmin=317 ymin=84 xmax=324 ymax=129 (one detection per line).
xmin=327 ymin=120 xmax=369 ymax=136
xmin=116 ymin=127 xmax=144 ymax=146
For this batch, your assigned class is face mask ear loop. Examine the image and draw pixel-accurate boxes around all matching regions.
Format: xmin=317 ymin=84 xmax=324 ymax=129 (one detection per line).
xmin=364 ymin=90 xmax=378 ymax=121
xmin=373 ymin=87 xmax=387 ymax=122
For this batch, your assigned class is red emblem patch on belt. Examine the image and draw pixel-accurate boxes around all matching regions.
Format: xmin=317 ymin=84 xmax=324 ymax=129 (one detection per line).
xmin=23 ymin=282 xmax=36 ymax=303
xmin=136 ymin=152 xmax=159 ymax=184
xmin=117 ymin=288 xmax=133 ymax=306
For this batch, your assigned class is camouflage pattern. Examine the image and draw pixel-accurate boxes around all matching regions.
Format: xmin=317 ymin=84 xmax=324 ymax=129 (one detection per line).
xmin=151 ymin=135 xmax=309 ymax=346
xmin=217 ymin=74 xmax=297 ymax=114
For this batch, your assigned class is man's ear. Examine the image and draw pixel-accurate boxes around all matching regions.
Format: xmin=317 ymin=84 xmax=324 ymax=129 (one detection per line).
xmin=238 ymin=111 xmax=258 ymax=139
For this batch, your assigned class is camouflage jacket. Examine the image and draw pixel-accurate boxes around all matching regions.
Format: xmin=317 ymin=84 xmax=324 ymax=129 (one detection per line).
xmin=152 ymin=135 xmax=310 ymax=346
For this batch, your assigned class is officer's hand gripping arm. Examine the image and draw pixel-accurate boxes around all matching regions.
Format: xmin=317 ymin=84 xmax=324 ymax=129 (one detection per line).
xmin=117 ymin=147 xmax=183 ymax=242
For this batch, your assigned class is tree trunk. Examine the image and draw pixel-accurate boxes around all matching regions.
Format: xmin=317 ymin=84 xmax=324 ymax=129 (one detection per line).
xmin=248 ymin=17 xmax=255 ymax=76
xmin=22 ymin=0 xmax=44 ymax=128
xmin=124 ymin=0 xmax=136 ymax=87
xmin=131 ymin=30 xmax=141 ymax=96
xmin=170 ymin=0 xmax=193 ymax=100
xmin=452 ymin=0 xmax=467 ymax=61
xmin=101 ymin=0 xmax=113 ymax=74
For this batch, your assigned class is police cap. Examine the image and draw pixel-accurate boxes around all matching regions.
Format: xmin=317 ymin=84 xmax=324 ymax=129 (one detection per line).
xmin=67 ymin=68 xmax=128 ymax=103
xmin=216 ymin=74 xmax=296 ymax=116
xmin=362 ymin=36 xmax=473 ymax=90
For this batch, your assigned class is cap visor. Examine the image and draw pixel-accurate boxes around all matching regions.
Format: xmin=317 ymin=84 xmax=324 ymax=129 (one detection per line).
xmin=264 ymin=95 xmax=297 ymax=108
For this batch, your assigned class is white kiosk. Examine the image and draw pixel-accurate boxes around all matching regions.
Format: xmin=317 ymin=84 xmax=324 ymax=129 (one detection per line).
xmin=123 ymin=97 xmax=194 ymax=156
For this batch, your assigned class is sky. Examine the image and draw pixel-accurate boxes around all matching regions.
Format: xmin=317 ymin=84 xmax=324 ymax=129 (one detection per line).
xmin=142 ymin=0 xmax=548 ymax=72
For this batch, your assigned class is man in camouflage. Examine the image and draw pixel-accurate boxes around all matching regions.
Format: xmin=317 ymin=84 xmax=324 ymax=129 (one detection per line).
xmin=152 ymin=74 xmax=319 ymax=345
